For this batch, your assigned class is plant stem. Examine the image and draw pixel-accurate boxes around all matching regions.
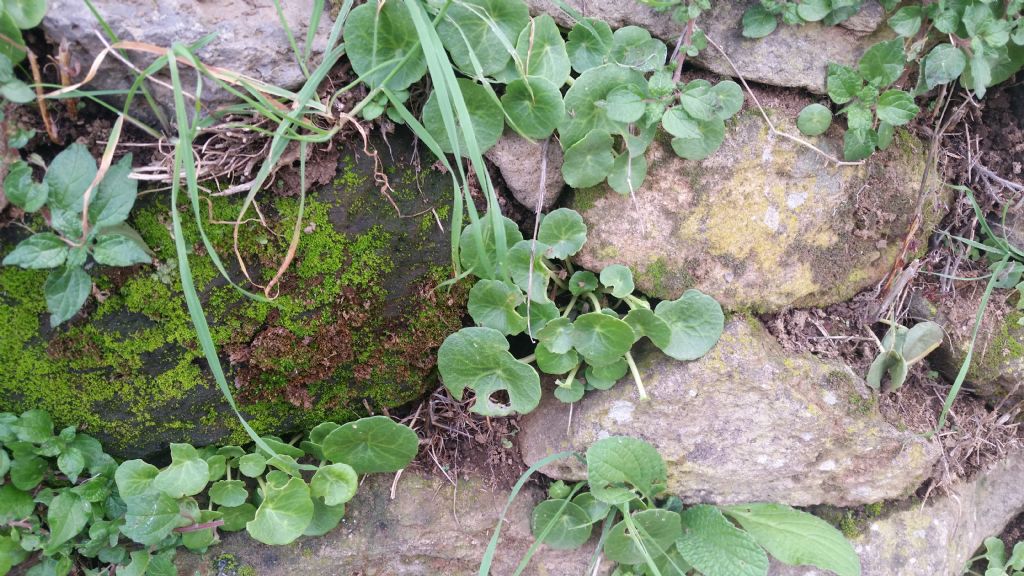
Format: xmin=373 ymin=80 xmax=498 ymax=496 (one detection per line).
xmin=560 ymin=362 xmax=581 ymax=387
xmin=174 ymin=519 xmax=225 ymax=533
xmin=585 ymin=292 xmax=603 ymax=313
xmin=518 ymin=353 xmax=536 ymax=364
xmin=625 ymin=352 xmax=648 ymax=400
xmin=672 ymin=19 xmax=695 ymax=83
xmin=561 ymin=295 xmax=578 ymax=318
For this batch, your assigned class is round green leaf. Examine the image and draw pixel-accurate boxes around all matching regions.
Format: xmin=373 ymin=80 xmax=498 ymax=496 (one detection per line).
xmin=438 ymin=327 xmax=541 ymax=416
xmin=585 ymin=359 xmax=628 ymax=390
xmin=560 ymin=64 xmax=646 ymax=148
xmin=309 ymin=422 xmax=341 ymax=445
xmin=238 ymin=453 xmax=266 ymax=478
xmin=723 ymin=503 xmax=861 ymax=576
xmin=536 ymin=317 xmax=574 ymax=354
xmin=571 ymin=492 xmax=610 ymax=523
xmin=423 ymin=78 xmax=504 ymax=156
xmin=3 ymin=161 xmax=47 ymax=212
xmin=320 ymin=416 xmax=419 ymax=473
xmin=604 ymin=85 xmax=646 ymax=124
xmin=653 ymin=289 xmax=724 ymax=361
xmin=115 ymin=460 xmax=159 ymax=498
xmin=5 ymin=0 xmax=48 ymax=29
xmin=344 ymin=1 xmax=426 ymax=90
xmin=924 ymin=44 xmax=967 ymax=89
xmin=887 ymin=6 xmax=922 ymax=37
xmin=562 ymin=129 xmax=615 ymax=188
xmin=538 ymin=208 xmax=587 ymax=260
xmin=570 ymin=312 xmax=635 ymax=368
xmin=303 ymin=498 xmax=346 ymax=537
xmin=0 ymin=14 xmax=26 ymax=64
xmin=623 ymin=308 xmax=671 ymax=348
xmin=599 ymin=264 xmax=634 ymax=298
xmin=875 ymin=90 xmax=919 ymax=126
xmin=43 ymin=265 xmax=91 ymax=327
xmin=586 ymin=436 xmax=667 ymax=505
xmin=553 ymin=378 xmax=585 ymax=403
xmin=501 ymin=76 xmax=564 ymax=140
xmin=508 ymin=240 xmax=551 ymax=304
xmin=670 ymin=118 xmax=726 ymax=161
xmin=796 ymin=0 xmax=830 ymax=22
xmin=181 ymin=509 xmax=222 ymax=552
xmin=153 ymin=443 xmax=209 ymax=498
xmin=536 ymin=341 xmax=579 ymax=375
xmin=609 ymin=26 xmax=666 ymax=72
xmin=677 ymin=505 xmax=769 ymax=576
xmin=568 ymin=270 xmax=598 ymax=296
xmin=741 ymin=4 xmax=777 ymax=38
xmin=519 ymin=299 xmax=560 ymax=338
xmin=436 ymin=0 xmax=529 ymax=77
xmin=209 ymin=480 xmax=249 ymax=508
xmin=121 ymin=492 xmax=186 ymax=545
xmin=219 ymin=503 xmax=257 ymax=532
xmin=515 ymin=14 xmax=570 ymax=86
xmin=246 ymin=476 xmax=314 ymax=545
xmin=607 ymin=153 xmax=648 ymax=196
xmin=310 ymin=463 xmax=358 ymax=506
xmin=662 ymin=107 xmax=701 ymax=139
xmin=468 ymin=278 xmax=527 ymax=335
xmin=531 ymin=499 xmax=593 ymax=549
xmin=797 ymin=103 xmax=833 ymax=136
xmin=604 ymin=509 xmax=682 ymax=564
xmin=708 ymin=81 xmax=744 ymax=120
xmin=566 ymin=18 xmax=613 ymax=73
xmin=459 ymin=214 xmax=523 ymax=280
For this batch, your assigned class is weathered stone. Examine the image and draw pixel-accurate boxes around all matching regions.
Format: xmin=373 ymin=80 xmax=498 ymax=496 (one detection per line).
xmin=910 ymin=289 xmax=1024 ymax=407
xmin=570 ymin=98 xmax=942 ymax=313
xmin=175 ymin=470 xmax=604 ymax=576
xmin=524 ymin=0 xmax=894 ymax=94
xmin=771 ymin=450 xmax=1024 ymax=576
xmin=838 ymin=1 xmax=886 ymax=35
xmin=519 ymin=317 xmax=940 ymax=507
xmin=42 ymin=0 xmax=330 ymax=112
xmin=0 ymin=134 xmax=461 ymax=460
xmin=486 ymin=132 xmax=564 ymax=211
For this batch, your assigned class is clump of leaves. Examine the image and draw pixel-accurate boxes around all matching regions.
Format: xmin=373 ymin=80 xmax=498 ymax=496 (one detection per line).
xmin=437 ymin=208 xmax=724 ymax=416
xmin=0 ymin=53 xmax=33 ymax=106
xmin=2 ymin=143 xmax=154 ymax=326
xmin=346 ymin=0 xmax=744 ymax=194
xmin=968 ymin=536 xmax=1024 ymax=576
xmin=741 ymin=0 xmax=870 ymax=39
xmin=526 ymin=436 xmax=862 ymax=576
xmin=866 ymin=319 xmax=944 ymax=393
xmin=0 ymin=410 xmax=419 ymax=575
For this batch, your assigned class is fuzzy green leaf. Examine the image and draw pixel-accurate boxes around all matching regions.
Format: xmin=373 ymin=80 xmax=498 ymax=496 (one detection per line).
xmin=3 ymin=233 xmax=67 ymax=270
xmin=91 ymin=233 xmax=152 ymax=267
xmin=120 ymin=492 xmax=186 ymax=546
xmin=887 ymin=6 xmax=922 ymax=37
xmin=5 ymin=0 xmax=48 ymax=29
xmin=586 ymin=436 xmax=667 ymax=505
xmin=3 ymin=161 xmax=47 ymax=212
xmin=858 ymin=39 xmax=905 ymax=87
xmin=923 ymin=44 xmax=967 ymax=89
xmin=826 ymin=63 xmax=863 ymax=105
xmin=677 ymin=505 xmax=768 ymax=576
xmin=604 ymin=509 xmax=682 ymax=564
xmin=44 ymin=143 xmax=96 ymax=212
xmin=536 ymin=341 xmax=579 ymax=375
xmin=875 ymin=90 xmax=919 ymax=126
xmin=843 ymin=128 xmax=878 ymax=161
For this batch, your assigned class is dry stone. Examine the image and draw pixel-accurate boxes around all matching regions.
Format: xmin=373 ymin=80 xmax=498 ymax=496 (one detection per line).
xmin=771 ymin=450 xmax=1024 ymax=576
xmin=175 ymin=470 xmax=604 ymax=576
xmin=570 ymin=97 xmax=944 ymax=313
xmin=524 ymin=0 xmax=893 ymax=94
xmin=519 ymin=316 xmax=941 ymax=507
xmin=486 ymin=132 xmax=565 ymax=211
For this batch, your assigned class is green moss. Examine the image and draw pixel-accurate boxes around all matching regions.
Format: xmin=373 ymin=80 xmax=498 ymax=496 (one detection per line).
xmin=571 ymin=186 xmax=602 ymax=214
xmin=839 ymin=512 xmax=859 ymax=539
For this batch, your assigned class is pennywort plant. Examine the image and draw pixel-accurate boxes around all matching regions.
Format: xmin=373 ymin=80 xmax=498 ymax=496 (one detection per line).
xmin=741 ymin=0 xmax=872 ymax=39
xmin=2 ymin=143 xmax=153 ymax=326
xmin=966 ymin=536 xmax=1024 ymax=576
xmin=437 ymin=208 xmax=724 ymax=416
xmin=0 ymin=0 xmax=46 ymax=63
xmin=0 ymin=409 xmax=418 ymax=576
xmin=484 ymin=436 xmax=861 ymax=576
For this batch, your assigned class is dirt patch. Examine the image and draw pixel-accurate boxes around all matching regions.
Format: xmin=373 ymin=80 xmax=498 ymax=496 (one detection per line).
xmin=974 ymin=81 xmax=1024 ymax=186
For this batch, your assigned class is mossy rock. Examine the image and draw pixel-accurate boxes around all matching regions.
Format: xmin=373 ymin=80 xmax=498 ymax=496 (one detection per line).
xmin=0 ymin=132 xmax=464 ymax=459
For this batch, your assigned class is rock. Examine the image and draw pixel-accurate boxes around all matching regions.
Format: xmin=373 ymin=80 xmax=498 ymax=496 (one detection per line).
xmin=42 ymin=0 xmax=331 ymax=113
xmin=175 ymin=470 xmax=604 ymax=576
xmin=486 ymin=133 xmax=564 ymax=211
xmin=910 ymin=289 xmax=1024 ymax=407
xmin=570 ymin=97 xmax=942 ymax=313
xmin=519 ymin=316 xmax=940 ymax=507
xmin=0 ymin=133 xmax=463 ymax=460
xmin=771 ymin=450 xmax=1024 ymax=576
xmin=838 ymin=1 xmax=886 ymax=35
xmin=523 ymin=0 xmax=894 ymax=94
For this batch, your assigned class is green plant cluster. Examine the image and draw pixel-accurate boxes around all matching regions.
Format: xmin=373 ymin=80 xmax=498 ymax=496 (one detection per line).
xmin=344 ymin=0 xmax=744 ymax=193
xmin=0 ymin=0 xmax=45 ymax=63
xmin=973 ymin=211 xmax=1024 ymax=327
xmin=526 ymin=436 xmax=862 ymax=576
xmin=436 ymin=208 xmax=724 ymax=416
xmin=0 ymin=53 xmax=33 ymax=105
xmin=866 ymin=319 xmax=943 ymax=393
xmin=741 ymin=0 xmax=871 ymax=39
xmin=0 ymin=410 xmax=419 ymax=576
xmin=968 ymin=536 xmax=1024 ymax=576
xmin=2 ymin=143 xmax=153 ymax=326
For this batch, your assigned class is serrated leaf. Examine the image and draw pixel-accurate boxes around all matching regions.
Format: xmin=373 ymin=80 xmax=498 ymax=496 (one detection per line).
xmin=91 ymin=233 xmax=152 ymax=267
xmin=532 ymin=499 xmax=593 ymax=549
xmin=344 ymin=1 xmax=426 ymax=90
xmin=924 ymin=44 xmax=967 ymax=89
xmin=310 ymin=463 xmax=358 ymax=506
xmin=723 ymin=503 xmax=861 ymax=576
xmin=153 ymin=444 xmax=209 ymax=498
xmin=586 ymin=436 xmax=667 ymax=505
xmin=436 ymin=0 xmax=529 ymax=77
xmin=875 ymin=90 xmax=918 ymax=126
xmin=3 ymin=161 xmax=47 ymax=212
xmin=562 ymin=129 xmax=615 ymax=188
xmin=858 ymin=39 xmax=905 ymax=87
xmin=797 ymin=103 xmax=833 ymax=136
xmin=423 ymin=78 xmax=504 ymax=156
xmin=501 ymin=76 xmax=564 ymax=140
xmin=321 ymin=416 xmax=418 ymax=473
xmin=653 ymin=289 xmax=725 ymax=360
xmin=88 ymin=155 xmax=136 ymax=228
xmin=468 ymin=278 xmax=527 ymax=335
xmin=826 ymin=63 xmax=863 ymax=105
xmin=843 ymin=127 xmax=878 ymax=161
xmin=246 ymin=476 xmax=313 ymax=545
xmin=45 ymin=143 xmax=96 ymax=212
xmin=438 ymin=327 xmax=541 ymax=416
xmin=677 ymin=505 xmax=768 ymax=576
xmin=604 ymin=509 xmax=682 ymax=563
xmin=2 ymin=233 xmax=67 ymax=270
xmin=566 ymin=18 xmax=613 ymax=73
xmin=538 ymin=208 xmax=588 ymax=259
xmin=43 ymin=266 xmax=90 ymax=327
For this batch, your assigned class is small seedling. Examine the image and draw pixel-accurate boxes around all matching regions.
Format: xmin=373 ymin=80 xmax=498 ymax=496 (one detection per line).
xmin=967 ymin=536 xmax=1024 ymax=576
xmin=866 ymin=320 xmax=944 ymax=393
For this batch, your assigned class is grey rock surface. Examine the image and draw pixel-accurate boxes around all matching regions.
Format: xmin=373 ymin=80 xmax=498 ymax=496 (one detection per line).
xmin=519 ymin=317 xmax=941 ymax=507
xmin=524 ymin=0 xmax=894 ymax=94
xmin=570 ymin=95 xmax=944 ymax=313
xmin=486 ymin=132 xmax=565 ymax=211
